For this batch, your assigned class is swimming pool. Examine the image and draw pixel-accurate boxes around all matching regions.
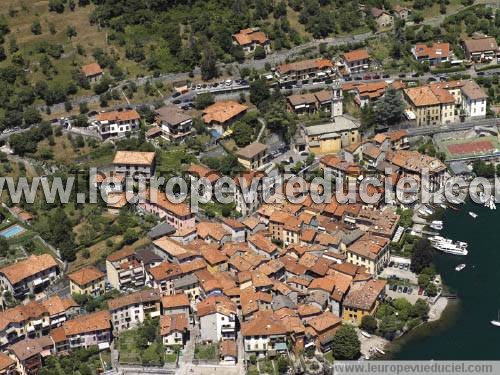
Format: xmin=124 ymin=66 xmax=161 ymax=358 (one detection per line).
xmin=0 ymin=224 xmax=26 ymax=238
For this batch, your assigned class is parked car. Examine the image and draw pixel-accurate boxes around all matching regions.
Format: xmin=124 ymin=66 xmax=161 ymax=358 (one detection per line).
xmin=172 ymin=92 xmax=181 ymax=98
xmin=363 ymin=74 xmax=372 ymax=80
xmin=373 ymin=74 xmax=380 ymax=79
xmin=225 ymin=79 xmax=232 ymax=86
xmin=399 ymin=73 xmax=406 ymax=78
xmin=389 ymin=261 xmax=394 ymax=267
xmin=408 ymin=287 xmax=413 ymax=294
xmin=354 ymin=76 xmax=362 ymax=81
xmin=399 ymin=264 xmax=405 ymax=269
xmin=427 ymin=77 xmax=437 ymax=82
xmin=397 ymin=286 xmax=403 ymax=293
xmin=382 ymin=74 xmax=390 ymax=78
xmin=344 ymin=77 xmax=352 ymax=81
xmin=172 ymin=99 xmax=181 ymax=104
xmin=403 ymin=286 xmax=408 ymax=293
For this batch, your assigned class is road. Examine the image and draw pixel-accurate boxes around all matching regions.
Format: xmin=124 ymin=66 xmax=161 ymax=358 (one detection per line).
xmin=404 ymin=117 xmax=499 ymax=136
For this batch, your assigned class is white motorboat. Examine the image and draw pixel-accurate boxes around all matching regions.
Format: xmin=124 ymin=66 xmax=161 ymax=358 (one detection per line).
xmin=360 ymin=331 xmax=372 ymax=338
xmin=430 ymin=220 xmax=443 ymax=230
xmin=469 ymin=212 xmax=478 ymax=219
xmin=491 ymin=311 xmax=500 ymax=327
xmin=455 ymin=264 xmax=466 ymax=272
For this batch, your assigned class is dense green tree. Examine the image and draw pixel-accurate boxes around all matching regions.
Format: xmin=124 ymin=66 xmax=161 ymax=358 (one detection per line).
xmin=0 ymin=237 xmax=8 ymax=257
xmin=194 ymin=92 xmax=215 ymax=110
xmin=332 ymin=325 xmax=360 ymax=360
xmin=23 ymin=107 xmax=42 ymax=126
xmin=249 ymin=79 xmax=270 ymax=108
xmin=31 ymin=20 xmax=42 ymax=35
xmin=200 ymin=46 xmax=218 ymax=81
xmin=231 ymin=121 xmax=254 ymax=147
xmin=410 ymin=298 xmax=430 ymax=319
xmin=410 ymin=238 xmax=434 ymax=273
xmin=360 ymin=315 xmax=377 ymax=333
xmin=374 ymin=88 xmax=405 ymax=126
xmin=253 ymin=45 xmax=266 ymax=60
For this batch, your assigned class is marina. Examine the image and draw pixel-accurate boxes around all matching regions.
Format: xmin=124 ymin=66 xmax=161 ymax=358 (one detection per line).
xmin=393 ymin=200 xmax=500 ymax=360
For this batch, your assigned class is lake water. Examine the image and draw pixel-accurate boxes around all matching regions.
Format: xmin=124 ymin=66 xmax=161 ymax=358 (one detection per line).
xmin=390 ymin=200 xmax=500 ymax=359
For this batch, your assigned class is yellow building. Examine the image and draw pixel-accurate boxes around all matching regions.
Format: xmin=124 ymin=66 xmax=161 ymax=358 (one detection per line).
xmin=404 ymin=85 xmax=456 ymax=126
xmin=304 ymin=116 xmax=360 ymax=155
xmin=236 ymin=142 xmax=268 ymax=170
xmin=342 ymin=279 xmax=387 ymax=326
xmin=68 ymin=266 xmax=106 ymax=296
xmin=346 ymin=235 xmax=390 ymax=275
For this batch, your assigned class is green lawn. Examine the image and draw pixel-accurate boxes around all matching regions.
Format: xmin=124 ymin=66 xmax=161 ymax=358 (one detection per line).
xmin=324 ymin=351 xmax=334 ymax=363
xmin=194 ymin=343 xmax=218 ymax=360
xmin=117 ymin=330 xmax=165 ymax=366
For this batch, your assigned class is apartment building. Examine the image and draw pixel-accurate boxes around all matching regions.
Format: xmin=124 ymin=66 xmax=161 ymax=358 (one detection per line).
xmin=233 ymin=171 xmax=268 ymax=216
xmin=156 ymin=106 xmax=193 ymax=142
xmin=93 ymin=110 xmax=141 ymax=139
xmin=346 ymin=234 xmax=390 ymax=275
xmin=0 ymin=254 xmax=60 ymax=300
xmin=236 ymin=142 xmax=268 ymax=170
xmin=460 ymin=80 xmax=488 ymax=118
xmin=196 ymin=295 xmax=237 ymax=342
xmin=462 ymin=36 xmax=499 ymax=62
xmin=342 ymin=279 xmax=386 ymax=325
xmin=403 ymin=85 xmax=456 ymax=126
xmin=411 ymin=42 xmax=450 ymax=66
xmin=138 ymin=188 xmax=195 ymax=231
xmin=7 ymin=338 xmax=46 ymax=375
xmin=105 ymin=247 xmax=146 ymax=291
xmin=108 ymin=289 xmax=161 ymax=333
xmin=68 ymin=266 xmax=106 ymax=297
xmin=286 ymin=90 xmax=334 ymax=114
xmin=62 ymin=310 xmax=111 ymax=350
xmin=147 ymin=262 xmax=183 ymax=295
xmin=276 ymin=58 xmax=333 ymax=83
xmin=113 ymin=151 xmax=156 ymax=180
xmin=340 ymin=49 xmax=370 ymax=75
xmin=160 ymin=313 xmax=188 ymax=351
xmin=241 ymin=310 xmax=288 ymax=357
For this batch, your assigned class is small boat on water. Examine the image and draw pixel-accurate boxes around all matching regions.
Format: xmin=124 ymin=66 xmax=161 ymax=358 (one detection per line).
xmin=469 ymin=212 xmax=478 ymax=218
xmin=375 ymin=347 xmax=386 ymax=355
xmin=491 ymin=311 xmax=500 ymax=327
xmin=360 ymin=331 xmax=371 ymax=338
xmin=455 ymin=264 xmax=466 ymax=272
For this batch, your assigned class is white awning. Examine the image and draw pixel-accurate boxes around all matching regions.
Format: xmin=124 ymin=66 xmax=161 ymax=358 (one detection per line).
xmin=98 ymin=342 xmax=110 ymax=350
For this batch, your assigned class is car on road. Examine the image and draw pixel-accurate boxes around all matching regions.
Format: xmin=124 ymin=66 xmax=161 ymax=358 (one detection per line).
xmin=399 ymin=73 xmax=406 ymax=78
xmin=373 ymin=74 xmax=380 ymax=79
xmin=196 ymin=84 xmax=202 ymax=89
xmin=427 ymin=77 xmax=437 ymax=82
xmin=240 ymin=80 xmax=248 ymax=85
xmin=344 ymin=77 xmax=352 ymax=81
xmin=412 ymin=73 xmax=420 ymax=77
xmin=354 ymin=76 xmax=362 ymax=81
xmin=399 ymin=263 xmax=405 ymax=269
xmin=172 ymin=92 xmax=181 ymax=98
xmin=363 ymin=74 xmax=372 ymax=80
xmin=408 ymin=287 xmax=413 ymax=294
xmin=299 ymin=151 xmax=309 ymax=157
xmin=225 ymin=79 xmax=232 ymax=86
xmin=477 ymin=72 xmax=485 ymax=76
xmin=383 ymin=74 xmax=390 ymax=78
xmin=403 ymin=286 xmax=408 ymax=293
xmin=389 ymin=261 xmax=394 ymax=267
xmin=397 ymin=286 xmax=403 ymax=293
xmin=172 ymin=99 xmax=181 ymax=104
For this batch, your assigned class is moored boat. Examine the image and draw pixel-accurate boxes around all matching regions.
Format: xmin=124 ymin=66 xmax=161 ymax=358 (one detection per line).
xmin=455 ymin=264 xmax=466 ymax=272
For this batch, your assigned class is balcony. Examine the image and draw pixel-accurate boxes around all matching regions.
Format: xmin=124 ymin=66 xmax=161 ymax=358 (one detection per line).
xmin=221 ymin=324 xmax=235 ymax=332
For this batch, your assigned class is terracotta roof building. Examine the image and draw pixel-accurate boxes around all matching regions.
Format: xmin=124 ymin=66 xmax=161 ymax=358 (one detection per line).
xmin=68 ymin=266 xmax=106 ymax=297
xmin=0 ymin=254 xmax=59 ymax=299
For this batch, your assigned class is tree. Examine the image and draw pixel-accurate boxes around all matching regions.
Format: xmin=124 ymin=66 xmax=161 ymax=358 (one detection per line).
xmin=0 ymin=237 xmax=8 ymax=257
xmin=331 ymin=325 xmax=360 ymax=360
xmin=66 ymin=25 xmax=77 ymax=39
xmin=418 ymin=273 xmax=431 ymax=288
xmin=232 ymin=121 xmax=253 ymax=147
xmin=410 ymin=299 xmax=430 ymax=319
xmin=23 ymin=107 xmax=42 ymax=126
xmin=194 ymin=93 xmax=215 ymax=110
xmin=425 ymin=282 xmax=438 ymax=297
xmin=48 ymin=0 xmax=65 ymax=13
xmin=253 ymin=45 xmax=266 ymax=60
xmin=200 ymin=46 xmax=218 ymax=81
xmin=31 ymin=20 xmax=42 ymax=35
xmin=361 ymin=315 xmax=377 ymax=334
xmin=374 ymin=88 xmax=405 ymax=126
xmin=277 ymin=356 xmax=289 ymax=373
xmin=249 ymin=79 xmax=270 ymax=108
xmin=410 ymin=238 xmax=434 ymax=273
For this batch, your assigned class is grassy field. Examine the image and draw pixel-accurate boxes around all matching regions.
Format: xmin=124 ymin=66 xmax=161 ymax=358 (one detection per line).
xmin=194 ymin=343 xmax=218 ymax=360
xmin=117 ymin=329 xmax=164 ymax=366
